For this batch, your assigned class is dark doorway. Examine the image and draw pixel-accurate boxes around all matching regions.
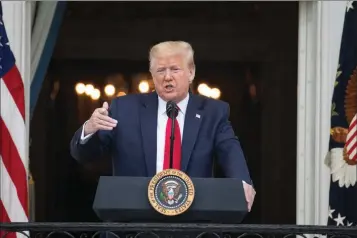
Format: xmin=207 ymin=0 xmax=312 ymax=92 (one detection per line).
xmin=30 ymin=1 xmax=298 ymax=224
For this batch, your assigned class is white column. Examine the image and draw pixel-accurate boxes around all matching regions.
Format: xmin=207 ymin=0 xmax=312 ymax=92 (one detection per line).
xmin=297 ymin=1 xmax=346 ymax=226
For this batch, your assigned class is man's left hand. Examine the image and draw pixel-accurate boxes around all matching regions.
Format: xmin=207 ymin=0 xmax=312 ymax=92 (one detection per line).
xmin=243 ymin=181 xmax=256 ymax=212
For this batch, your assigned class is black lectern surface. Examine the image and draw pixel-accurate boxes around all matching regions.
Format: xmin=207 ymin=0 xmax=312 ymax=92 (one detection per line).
xmin=93 ymin=176 xmax=248 ymax=223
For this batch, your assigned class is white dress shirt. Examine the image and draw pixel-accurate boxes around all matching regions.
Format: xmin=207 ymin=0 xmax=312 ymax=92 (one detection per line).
xmin=80 ymin=94 xmax=190 ymax=174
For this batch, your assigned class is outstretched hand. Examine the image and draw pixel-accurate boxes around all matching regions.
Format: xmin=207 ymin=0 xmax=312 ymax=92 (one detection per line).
xmin=83 ymin=102 xmax=117 ymax=136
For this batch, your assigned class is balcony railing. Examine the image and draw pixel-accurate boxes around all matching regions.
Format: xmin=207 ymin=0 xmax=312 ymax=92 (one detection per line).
xmin=1 ymin=223 xmax=357 ymax=238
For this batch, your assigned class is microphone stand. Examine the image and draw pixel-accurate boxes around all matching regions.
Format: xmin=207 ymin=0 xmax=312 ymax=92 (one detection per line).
xmin=169 ymin=106 xmax=176 ymax=169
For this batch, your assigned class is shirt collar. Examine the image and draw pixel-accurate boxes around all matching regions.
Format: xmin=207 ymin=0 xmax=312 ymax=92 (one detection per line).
xmin=158 ymin=93 xmax=189 ymax=116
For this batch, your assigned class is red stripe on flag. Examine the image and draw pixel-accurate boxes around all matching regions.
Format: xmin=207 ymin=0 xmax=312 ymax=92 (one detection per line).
xmin=0 ymin=200 xmax=17 ymax=238
xmin=1 ymin=65 xmax=25 ymax=120
xmin=347 ymin=141 xmax=357 ymax=155
xmin=0 ymin=118 xmax=28 ymax=217
xmin=350 ymin=153 xmax=357 ymax=161
xmin=346 ymin=130 xmax=357 ymax=146
xmin=346 ymin=116 xmax=357 ymax=161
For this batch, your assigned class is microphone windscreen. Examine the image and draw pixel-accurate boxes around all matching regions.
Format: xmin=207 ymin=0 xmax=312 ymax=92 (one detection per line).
xmin=166 ymin=101 xmax=178 ymax=118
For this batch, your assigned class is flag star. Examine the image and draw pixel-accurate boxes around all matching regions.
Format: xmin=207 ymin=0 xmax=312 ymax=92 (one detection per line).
xmin=346 ymin=1 xmax=354 ymax=12
xmin=347 ymin=221 xmax=353 ymax=226
xmin=334 ymin=213 xmax=346 ymax=226
xmin=328 ymin=206 xmax=335 ymax=218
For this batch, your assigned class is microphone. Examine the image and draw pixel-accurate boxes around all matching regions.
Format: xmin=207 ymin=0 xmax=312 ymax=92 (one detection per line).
xmin=166 ymin=101 xmax=179 ymax=169
xmin=166 ymin=101 xmax=179 ymax=118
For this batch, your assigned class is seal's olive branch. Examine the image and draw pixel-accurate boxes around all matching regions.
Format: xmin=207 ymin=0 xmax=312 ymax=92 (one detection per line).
xmin=148 ymin=169 xmax=195 ymax=216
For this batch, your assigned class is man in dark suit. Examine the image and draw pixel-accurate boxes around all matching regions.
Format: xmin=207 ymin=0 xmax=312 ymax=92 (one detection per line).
xmin=70 ymin=41 xmax=256 ymax=211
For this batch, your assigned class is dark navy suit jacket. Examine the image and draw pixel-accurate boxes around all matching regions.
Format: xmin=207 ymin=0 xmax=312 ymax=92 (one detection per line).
xmin=70 ymin=92 xmax=252 ymax=184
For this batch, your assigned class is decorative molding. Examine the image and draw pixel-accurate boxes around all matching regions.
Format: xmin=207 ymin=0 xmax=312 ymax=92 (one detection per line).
xmin=297 ymin=1 xmax=346 ymax=226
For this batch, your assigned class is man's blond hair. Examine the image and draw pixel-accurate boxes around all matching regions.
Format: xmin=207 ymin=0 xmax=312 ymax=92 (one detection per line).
xmin=149 ymin=41 xmax=196 ymax=82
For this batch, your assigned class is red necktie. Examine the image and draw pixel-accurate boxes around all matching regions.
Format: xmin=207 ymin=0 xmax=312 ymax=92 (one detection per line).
xmin=163 ymin=117 xmax=182 ymax=170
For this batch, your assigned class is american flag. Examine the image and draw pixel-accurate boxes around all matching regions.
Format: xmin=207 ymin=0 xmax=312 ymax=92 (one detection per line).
xmin=0 ymin=2 xmax=29 ymax=237
xmin=327 ymin=1 xmax=357 ymax=227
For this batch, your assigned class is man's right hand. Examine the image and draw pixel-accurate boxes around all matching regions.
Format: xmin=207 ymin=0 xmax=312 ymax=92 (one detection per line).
xmin=83 ymin=102 xmax=118 ymax=136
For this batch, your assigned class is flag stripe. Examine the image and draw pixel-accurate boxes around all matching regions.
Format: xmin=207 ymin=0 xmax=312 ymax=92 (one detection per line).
xmin=0 ymin=79 xmax=27 ymax=170
xmin=0 ymin=156 xmax=28 ymax=222
xmin=346 ymin=129 xmax=357 ymax=146
xmin=346 ymin=115 xmax=357 ymax=161
xmin=346 ymin=118 xmax=356 ymax=144
xmin=0 ymin=200 xmax=16 ymax=238
xmin=0 ymin=119 xmax=28 ymax=216
xmin=1 ymin=66 xmax=25 ymax=120
xmin=0 ymin=1 xmax=29 ymax=226
xmin=347 ymin=144 xmax=357 ymax=161
xmin=347 ymin=139 xmax=357 ymax=154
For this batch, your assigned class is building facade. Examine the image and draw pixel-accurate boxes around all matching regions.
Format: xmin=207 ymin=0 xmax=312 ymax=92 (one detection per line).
xmin=1 ymin=0 xmax=349 ymax=225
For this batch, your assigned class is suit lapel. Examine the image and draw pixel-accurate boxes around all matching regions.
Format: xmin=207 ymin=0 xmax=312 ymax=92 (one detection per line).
xmin=181 ymin=94 xmax=203 ymax=172
xmin=140 ymin=92 xmax=158 ymax=177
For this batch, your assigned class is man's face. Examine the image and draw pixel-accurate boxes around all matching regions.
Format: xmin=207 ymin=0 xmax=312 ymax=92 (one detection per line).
xmin=151 ymin=54 xmax=193 ymax=102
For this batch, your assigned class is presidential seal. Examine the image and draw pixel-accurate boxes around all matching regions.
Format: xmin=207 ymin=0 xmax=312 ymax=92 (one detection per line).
xmin=148 ymin=169 xmax=195 ymax=216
